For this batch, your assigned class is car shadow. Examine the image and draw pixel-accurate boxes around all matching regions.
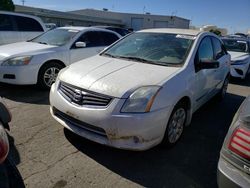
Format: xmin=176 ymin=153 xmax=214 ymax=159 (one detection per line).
xmin=0 ymin=83 xmax=49 ymax=105
xmin=229 ymin=74 xmax=250 ymax=87
xmin=64 ymin=93 xmax=245 ymax=188
xmin=0 ymin=133 xmax=25 ymax=188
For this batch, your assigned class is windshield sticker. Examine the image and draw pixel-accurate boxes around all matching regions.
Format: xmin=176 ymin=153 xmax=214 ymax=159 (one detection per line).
xmin=176 ymin=34 xmax=196 ymax=40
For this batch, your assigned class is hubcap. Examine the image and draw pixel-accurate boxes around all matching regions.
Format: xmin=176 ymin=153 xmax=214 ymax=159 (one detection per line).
xmin=168 ymin=108 xmax=186 ymax=144
xmin=43 ymin=67 xmax=60 ymax=87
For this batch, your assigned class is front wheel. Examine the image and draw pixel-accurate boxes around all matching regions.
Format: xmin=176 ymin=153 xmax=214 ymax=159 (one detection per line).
xmin=161 ymin=102 xmax=187 ymax=147
xmin=217 ymin=76 xmax=229 ymax=100
xmin=37 ymin=62 xmax=64 ymax=90
xmin=0 ymin=123 xmax=9 ymax=164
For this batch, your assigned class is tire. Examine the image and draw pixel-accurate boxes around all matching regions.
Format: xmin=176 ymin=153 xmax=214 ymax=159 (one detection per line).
xmin=217 ymin=76 xmax=229 ymax=100
xmin=37 ymin=62 xmax=64 ymax=90
xmin=161 ymin=102 xmax=187 ymax=147
xmin=0 ymin=122 xmax=9 ymax=164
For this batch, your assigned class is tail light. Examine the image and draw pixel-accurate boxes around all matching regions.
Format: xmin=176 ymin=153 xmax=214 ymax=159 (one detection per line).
xmin=228 ymin=125 xmax=250 ymax=160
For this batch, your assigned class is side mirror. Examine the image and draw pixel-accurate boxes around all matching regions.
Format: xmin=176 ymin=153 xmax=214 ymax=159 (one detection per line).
xmin=75 ymin=41 xmax=86 ymax=48
xmin=198 ymin=59 xmax=219 ymax=70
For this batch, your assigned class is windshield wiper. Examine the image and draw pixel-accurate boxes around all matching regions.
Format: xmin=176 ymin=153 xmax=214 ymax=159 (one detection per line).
xmin=116 ymin=56 xmax=157 ymax=64
xmin=38 ymin=42 xmax=48 ymax=45
xmin=102 ymin=53 xmax=117 ymax=58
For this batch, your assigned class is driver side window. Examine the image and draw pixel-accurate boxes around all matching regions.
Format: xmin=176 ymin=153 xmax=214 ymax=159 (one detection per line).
xmin=75 ymin=31 xmax=103 ymax=48
xmin=197 ymin=37 xmax=214 ymax=62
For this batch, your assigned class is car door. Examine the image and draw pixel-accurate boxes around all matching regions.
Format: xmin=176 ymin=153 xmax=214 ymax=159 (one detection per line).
xmin=194 ymin=36 xmax=217 ymax=109
xmin=69 ymin=31 xmax=104 ymax=63
xmin=211 ymin=37 xmax=230 ymax=89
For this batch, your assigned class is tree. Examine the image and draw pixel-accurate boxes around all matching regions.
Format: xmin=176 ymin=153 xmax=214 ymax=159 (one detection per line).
xmin=0 ymin=0 xmax=15 ymax=11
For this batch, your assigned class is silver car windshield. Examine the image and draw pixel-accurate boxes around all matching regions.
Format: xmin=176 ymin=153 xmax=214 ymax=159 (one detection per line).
xmin=102 ymin=33 xmax=194 ymax=66
xmin=222 ymin=39 xmax=249 ymax=53
xmin=31 ymin=28 xmax=79 ymax=46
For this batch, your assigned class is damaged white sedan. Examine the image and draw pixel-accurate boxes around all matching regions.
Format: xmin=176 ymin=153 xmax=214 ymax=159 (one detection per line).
xmin=50 ymin=29 xmax=230 ymax=150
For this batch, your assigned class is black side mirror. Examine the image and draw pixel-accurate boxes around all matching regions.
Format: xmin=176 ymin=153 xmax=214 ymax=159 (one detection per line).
xmin=198 ymin=59 xmax=219 ymax=70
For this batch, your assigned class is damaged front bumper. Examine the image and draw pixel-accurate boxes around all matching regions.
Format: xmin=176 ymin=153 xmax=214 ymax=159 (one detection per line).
xmin=49 ymin=83 xmax=171 ymax=151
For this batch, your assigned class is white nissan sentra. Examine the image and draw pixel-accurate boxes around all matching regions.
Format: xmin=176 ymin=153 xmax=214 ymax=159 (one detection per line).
xmin=50 ymin=29 xmax=231 ymax=151
xmin=0 ymin=27 xmax=120 ymax=89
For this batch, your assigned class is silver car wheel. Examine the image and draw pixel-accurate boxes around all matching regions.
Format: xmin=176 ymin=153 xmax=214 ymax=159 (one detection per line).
xmin=168 ymin=108 xmax=186 ymax=144
xmin=43 ymin=67 xmax=60 ymax=87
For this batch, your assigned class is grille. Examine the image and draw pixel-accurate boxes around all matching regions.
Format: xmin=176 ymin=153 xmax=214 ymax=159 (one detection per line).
xmin=53 ymin=107 xmax=107 ymax=137
xmin=59 ymin=82 xmax=112 ymax=107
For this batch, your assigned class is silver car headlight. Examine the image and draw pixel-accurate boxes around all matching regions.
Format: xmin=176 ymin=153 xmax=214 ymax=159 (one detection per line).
xmin=121 ymin=86 xmax=161 ymax=113
xmin=1 ymin=56 xmax=33 ymax=66
xmin=231 ymin=59 xmax=248 ymax=65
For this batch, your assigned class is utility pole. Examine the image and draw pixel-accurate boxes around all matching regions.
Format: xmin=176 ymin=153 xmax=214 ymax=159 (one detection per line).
xmin=21 ymin=0 xmax=26 ymax=6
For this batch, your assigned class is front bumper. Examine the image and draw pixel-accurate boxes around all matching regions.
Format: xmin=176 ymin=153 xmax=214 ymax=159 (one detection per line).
xmin=0 ymin=64 xmax=39 ymax=85
xmin=49 ymin=82 xmax=171 ymax=151
xmin=230 ymin=63 xmax=249 ymax=79
xmin=217 ymin=156 xmax=250 ymax=188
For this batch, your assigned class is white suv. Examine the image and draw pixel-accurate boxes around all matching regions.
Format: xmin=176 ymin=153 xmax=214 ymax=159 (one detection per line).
xmin=50 ymin=29 xmax=231 ymax=151
xmin=0 ymin=11 xmax=46 ymax=45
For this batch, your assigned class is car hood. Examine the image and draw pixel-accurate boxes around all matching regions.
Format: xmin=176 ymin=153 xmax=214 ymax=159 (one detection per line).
xmin=228 ymin=51 xmax=249 ymax=61
xmin=59 ymin=55 xmax=181 ymax=98
xmin=0 ymin=42 xmax=57 ymax=61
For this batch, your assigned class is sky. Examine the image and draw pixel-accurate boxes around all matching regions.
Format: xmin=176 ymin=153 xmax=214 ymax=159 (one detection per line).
xmin=13 ymin=0 xmax=250 ymax=33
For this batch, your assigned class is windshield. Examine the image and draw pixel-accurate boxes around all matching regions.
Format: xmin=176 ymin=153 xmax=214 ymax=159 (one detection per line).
xmin=101 ymin=32 xmax=194 ymax=66
xmin=222 ymin=39 xmax=249 ymax=53
xmin=31 ymin=28 xmax=80 ymax=46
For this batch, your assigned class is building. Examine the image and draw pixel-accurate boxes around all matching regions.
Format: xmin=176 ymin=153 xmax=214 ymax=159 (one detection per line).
xmin=15 ymin=5 xmax=123 ymax=27
xmin=69 ymin=9 xmax=190 ymax=31
xmin=15 ymin=5 xmax=190 ymax=30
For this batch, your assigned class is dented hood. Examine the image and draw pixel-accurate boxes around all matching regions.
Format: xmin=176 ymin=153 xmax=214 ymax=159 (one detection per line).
xmin=59 ymin=55 xmax=180 ymax=98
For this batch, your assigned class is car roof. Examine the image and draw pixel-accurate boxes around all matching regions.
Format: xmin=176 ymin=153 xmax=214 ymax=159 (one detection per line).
xmin=221 ymin=36 xmax=249 ymax=42
xmin=138 ymin=28 xmax=202 ymax=36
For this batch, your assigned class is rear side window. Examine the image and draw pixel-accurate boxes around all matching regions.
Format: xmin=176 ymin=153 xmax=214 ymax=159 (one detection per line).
xmin=99 ymin=31 xmax=119 ymax=46
xmin=211 ymin=37 xmax=226 ymax=60
xmin=0 ymin=14 xmax=14 ymax=31
xmin=13 ymin=15 xmax=44 ymax=32
xmin=197 ymin=37 xmax=214 ymax=61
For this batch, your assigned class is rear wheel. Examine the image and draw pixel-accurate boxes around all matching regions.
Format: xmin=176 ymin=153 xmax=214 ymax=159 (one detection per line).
xmin=162 ymin=102 xmax=187 ymax=147
xmin=37 ymin=62 xmax=64 ymax=90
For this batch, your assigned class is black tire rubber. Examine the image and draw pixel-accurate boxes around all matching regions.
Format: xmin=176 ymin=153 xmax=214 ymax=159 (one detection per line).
xmin=217 ymin=75 xmax=230 ymax=100
xmin=37 ymin=62 xmax=64 ymax=90
xmin=161 ymin=102 xmax=187 ymax=147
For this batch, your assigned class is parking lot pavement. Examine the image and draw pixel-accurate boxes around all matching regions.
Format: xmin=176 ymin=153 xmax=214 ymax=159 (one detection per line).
xmin=0 ymin=76 xmax=249 ymax=188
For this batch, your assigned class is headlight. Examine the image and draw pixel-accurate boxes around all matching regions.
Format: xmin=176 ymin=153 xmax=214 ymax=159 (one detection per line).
xmin=121 ymin=86 xmax=161 ymax=113
xmin=231 ymin=60 xmax=248 ymax=65
xmin=1 ymin=56 xmax=33 ymax=66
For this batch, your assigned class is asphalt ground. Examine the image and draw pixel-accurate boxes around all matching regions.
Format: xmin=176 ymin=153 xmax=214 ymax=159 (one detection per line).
xmin=0 ymin=75 xmax=249 ymax=188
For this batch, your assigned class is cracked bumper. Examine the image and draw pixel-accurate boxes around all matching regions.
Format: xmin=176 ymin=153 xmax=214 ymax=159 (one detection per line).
xmin=49 ymin=83 xmax=171 ymax=151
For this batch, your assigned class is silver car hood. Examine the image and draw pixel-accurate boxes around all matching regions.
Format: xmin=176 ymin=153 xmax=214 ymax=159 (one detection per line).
xmin=228 ymin=51 xmax=250 ymax=61
xmin=59 ymin=55 xmax=181 ymax=98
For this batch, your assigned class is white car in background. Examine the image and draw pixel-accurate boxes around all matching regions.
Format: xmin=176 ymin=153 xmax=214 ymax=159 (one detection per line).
xmin=222 ymin=37 xmax=250 ymax=79
xmin=0 ymin=11 xmax=46 ymax=45
xmin=0 ymin=27 xmax=121 ymax=89
xmin=50 ymin=29 xmax=230 ymax=151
